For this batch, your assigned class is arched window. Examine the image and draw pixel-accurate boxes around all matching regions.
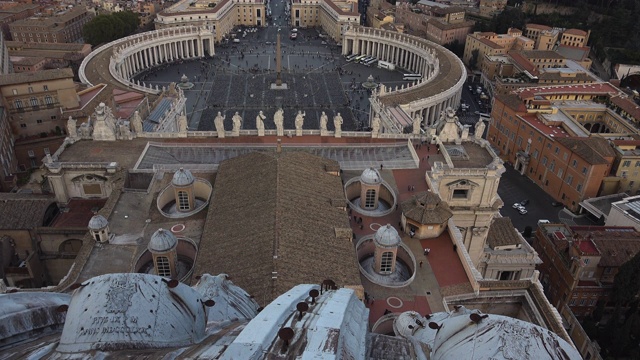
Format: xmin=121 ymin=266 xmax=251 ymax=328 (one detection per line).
xmin=44 ymin=95 xmax=53 ymax=105
xmin=365 ymin=189 xmax=376 ymax=209
xmin=177 ymin=190 xmax=190 ymax=210
xmin=156 ymin=256 xmax=171 ymax=277
xmin=380 ymin=252 xmax=393 ymax=274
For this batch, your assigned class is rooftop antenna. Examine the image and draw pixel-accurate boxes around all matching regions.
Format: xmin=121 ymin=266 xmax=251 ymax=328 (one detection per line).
xmin=296 ymin=302 xmax=309 ymax=320
xmin=278 ymin=327 xmax=295 ymax=353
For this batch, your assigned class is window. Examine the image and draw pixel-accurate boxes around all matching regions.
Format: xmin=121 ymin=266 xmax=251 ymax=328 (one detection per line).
xmin=563 ymin=152 xmax=568 ymax=160
xmin=577 ymin=183 xmax=583 ymax=192
xmin=542 ymin=156 xmax=548 ymax=165
xmin=580 ymin=299 xmax=586 ymax=306
xmin=44 ymin=95 xmax=53 ymax=105
xmin=582 ymin=167 xmax=587 ymax=175
xmin=36 ymin=119 xmax=42 ymax=124
xmin=533 ymin=149 xmax=539 ymax=159
xmin=28 ymin=150 xmax=35 ymax=157
xmin=156 ymin=256 xmax=171 ymax=277
xmin=572 ymin=159 xmax=577 ymax=167
xmin=12 ymin=89 xmax=17 ymax=95
xmin=177 ymin=190 xmax=190 ymax=210
xmin=28 ymin=86 xmax=33 ymax=93
xmin=380 ymin=251 xmax=393 ymax=273
xmin=636 ymin=161 xmax=640 ymax=167
xmin=364 ymin=189 xmax=376 ymax=209
xmin=20 ymin=123 xmax=26 ymax=128
xmin=43 ymin=148 xmax=50 ymax=155
xmin=30 ymin=97 xmax=38 ymax=107
xmin=623 ymin=160 xmax=631 ymax=167
xmin=554 ymin=147 xmax=559 ymax=154
xmin=566 ymin=175 xmax=573 ymax=185
xmin=550 ymin=161 xmax=555 ymax=171
xmin=453 ymin=189 xmax=468 ymax=199
xmin=558 ymin=168 xmax=563 ymax=177
xmin=43 ymin=85 xmax=48 ymax=91
xmin=14 ymin=99 xmax=23 ymax=109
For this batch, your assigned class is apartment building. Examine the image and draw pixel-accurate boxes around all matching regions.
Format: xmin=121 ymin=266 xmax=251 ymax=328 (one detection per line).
xmin=604 ymin=138 xmax=640 ymax=196
xmin=0 ymin=69 xmax=78 ymax=170
xmin=463 ymin=29 xmax=534 ymax=69
xmin=535 ymin=224 xmax=640 ymax=317
xmin=395 ymin=1 xmax=473 ymax=45
xmin=487 ymin=83 xmax=636 ymax=211
xmin=9 ymin=6 xmax=92 ymax=44
xmin=0 ymin=3 xmax=41 ymax=40
xmin=291 ymin=0 xmax=360 ymax=41
xmin=0 ymin=108 xmax=17 ymax=191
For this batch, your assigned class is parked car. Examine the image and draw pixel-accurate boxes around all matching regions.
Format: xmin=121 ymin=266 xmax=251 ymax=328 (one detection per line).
xmin=519 ymin=208 xmax=528 ymax=215
xmin=512 ymin=202 xmax=523 ymax=209
xmin=520 ymin=199 xmax=529 ymax=206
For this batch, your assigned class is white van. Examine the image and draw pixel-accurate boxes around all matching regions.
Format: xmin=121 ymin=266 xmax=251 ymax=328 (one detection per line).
xmin=377 ymin=60 xmax=395 ymax=70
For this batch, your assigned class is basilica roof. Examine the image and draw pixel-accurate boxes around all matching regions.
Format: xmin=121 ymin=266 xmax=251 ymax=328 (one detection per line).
xmin=401 ymin=191 xmax=452 ymax=225
xmin=0 ymin=193 xmax=56 ymax=230
xmin=195 ymin=151 xmax=361 ymax=305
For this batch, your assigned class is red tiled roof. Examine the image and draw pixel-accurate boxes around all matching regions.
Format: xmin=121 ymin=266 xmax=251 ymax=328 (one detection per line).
xmin=515 ymin=82 xmax=620 ymax=101
xmin=610 ymin=96 xmax=640 ymax=122
xmin=612 ymin=139 xmax=640 ymax=146
xmin=51 ymin=199 xmax=107 ymax=228
xmin=521 ymin=114 xmax=569 ymax=138
xmin=526 ymin=24 xmax=552 ymax=31
xmin=564 ymin=28 xmax=587 ymax=36
xmin=508 ymin=50 xmax=538 ymax=76
xmin=478 ymin=37 xmax=503 ymax=50
xmin=577 ymin=238 xmax=599 ymax=255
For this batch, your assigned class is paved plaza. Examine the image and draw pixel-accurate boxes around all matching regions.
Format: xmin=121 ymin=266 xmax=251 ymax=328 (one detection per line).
xmin=132 ymin=19 xmax=410 ymax=132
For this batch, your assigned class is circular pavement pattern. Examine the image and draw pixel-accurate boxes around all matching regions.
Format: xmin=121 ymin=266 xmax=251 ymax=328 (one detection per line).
xmin=386 ymin=296 xmax=404 ymax=309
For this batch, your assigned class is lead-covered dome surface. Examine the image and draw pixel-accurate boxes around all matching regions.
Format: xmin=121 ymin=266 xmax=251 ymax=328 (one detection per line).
xmin=172 ymin=167 xmax=195 ymax=187
xmin=148 ymin=228 xmax=178 ymax=252
xmin=56 ymin=273 xmax=207 ymax=354
xmin=361 ymin=167 xmax=382 ymax=185
xmin=374 ymin=224 xmax=401 ymax=248
xmin=87 ymin=214 xmax=108 ymax=230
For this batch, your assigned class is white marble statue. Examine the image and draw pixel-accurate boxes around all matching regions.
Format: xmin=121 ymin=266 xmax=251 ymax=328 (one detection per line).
xmin=413 ymin=114 xmax=421 ymax=135
xmin=371 ymin=114 xmax=380 ymax=138
xmin=67 ymin=116 xmax=77 ymax=139
xmin=131 ymin=111 xmax=143 ymax=134
xmin=214 ymin=111 xmax=226 ymax=138
xmin=274 ymin=108 xmax=284 ymax=136
xmin=294 ymin=110 xmax=305 ymax=136
xmin=256 ymin=111 xmax=266 ymax=136
xmin=92 ymin=102 xmax=117 ymax=141
xmin=232 ymin=112 xmax=242 ymax=136
xmin=320 ymin=111 xmax=328 ymax=136
xmin=177 ymin=111 xmax=188 ymax=133
xmin=475 ymin=119 xmax=486 ymax=139
xmin=334 ymin=113 xmax=343 ymax=138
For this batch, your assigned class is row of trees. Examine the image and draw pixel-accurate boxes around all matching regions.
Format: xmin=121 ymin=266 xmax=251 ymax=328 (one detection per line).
xmin=83 ymin=11 xmax=139 ymax=47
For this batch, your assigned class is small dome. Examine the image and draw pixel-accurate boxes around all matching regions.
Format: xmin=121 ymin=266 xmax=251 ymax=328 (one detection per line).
xmin=172 ymin=168 xmax=195 ymax=187
xmin=88 ymin=214 xmax=108 ymax=230
xmin=149 ymin=228 xmax=178 ymax=252
xmin=374 ymin=224 xmax=401 ymax=248
xmin=361 ymin=167 xmax=382 ymax=185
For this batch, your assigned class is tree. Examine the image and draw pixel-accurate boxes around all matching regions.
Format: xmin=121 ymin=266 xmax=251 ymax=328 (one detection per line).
xmin=612 ymin=251 xmax=640 ymax=305
xmin=491 ymin=7 xmax=526 ymax=34
xmin=83 ymin=11 xmax=139 ymax=47
xmin=444 ymin=40 xmax=464 ymax=58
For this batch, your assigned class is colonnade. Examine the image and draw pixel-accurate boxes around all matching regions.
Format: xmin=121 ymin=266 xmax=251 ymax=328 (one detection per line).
xmin=342 ymin=26 xmax=466 ymax=133
xmin=113 ymin=27 xmax=215 ymax=82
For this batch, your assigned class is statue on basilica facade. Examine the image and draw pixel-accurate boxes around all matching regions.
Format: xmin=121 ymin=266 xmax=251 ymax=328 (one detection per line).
xmin=334 ymin=113 xmax=343 ymax=138
xmin=214 ymin=111 xmax=225 ymax=138
xmin=232 ymin=112 xmax=242 ymax=136
xmin=256 ymin=111 xmax=266 ymax=136
xmin=295 ymin=110 xmax=305 ymax=136
xmin=274 ymin=108 xmax=284 ymax=136
xmin=320 ymin=111 xmax=328 ymax=136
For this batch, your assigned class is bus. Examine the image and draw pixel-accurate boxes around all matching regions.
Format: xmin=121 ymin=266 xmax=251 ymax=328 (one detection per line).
xmin=403 ymin=73 xmax=422 ymax=81
xmin=364 ymin=58 xmax=378 ymax=66
xmin=355 ymin=54 xmax=367 ymax=62
xmin=377 ymin=60 xmax=395 ymax=70
xmin=345 ymin=54 xmax=358 ymax=62
xmin=360 ymin=56 xmax=373 ymax=64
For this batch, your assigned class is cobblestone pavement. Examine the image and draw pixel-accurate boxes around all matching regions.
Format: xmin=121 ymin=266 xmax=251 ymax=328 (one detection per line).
xmin=132 ymin=18 xmax=411 ymax=132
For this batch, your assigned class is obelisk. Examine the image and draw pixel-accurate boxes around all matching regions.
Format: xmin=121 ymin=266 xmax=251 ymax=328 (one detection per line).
xmin=276 ymin=33 xmax=282 ymax=86
xmin=271 ymin=32 xmax=288 ymax=90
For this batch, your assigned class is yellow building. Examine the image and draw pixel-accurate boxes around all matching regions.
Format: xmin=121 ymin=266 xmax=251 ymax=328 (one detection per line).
xmin=155 ymin=0 xmax=266 ymax=43
xmin=291 ymin=0 xmax=360 ymax=42
xmin=560 ymin=28 xmax=589 ymax=48
xmin=462 ymin=29 xmax=533 ymax=69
